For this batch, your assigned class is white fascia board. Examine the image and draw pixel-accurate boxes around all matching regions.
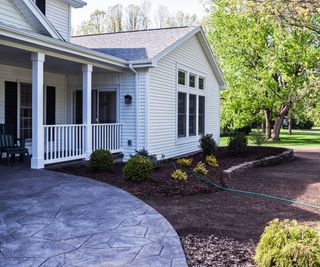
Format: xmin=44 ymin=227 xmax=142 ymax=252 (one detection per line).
xmin=197 ymin=29 xmax=227 ymax=89
xmin=152 ymin=26 xmax=201 ymax=64
xmin=150 ymin=26 xmax=227 ymax=89
xmin=0 ymin=24 xmax=128 ymax=69
xmin=62 ymin=0 xmax=87 ymax=8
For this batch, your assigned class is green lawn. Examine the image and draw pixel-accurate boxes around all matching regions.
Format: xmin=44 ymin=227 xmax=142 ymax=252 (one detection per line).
xmin=220 ymin=128 xmax=320 ymax=149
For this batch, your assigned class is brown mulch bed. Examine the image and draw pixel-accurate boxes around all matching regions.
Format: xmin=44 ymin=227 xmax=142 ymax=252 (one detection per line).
xmin=53 ymin=146 xmax=318 ymax=267
xmin=182 ymin=234 xmax=256 ymax=267
xmin=53 ymin=146 xmax=286 ymax=198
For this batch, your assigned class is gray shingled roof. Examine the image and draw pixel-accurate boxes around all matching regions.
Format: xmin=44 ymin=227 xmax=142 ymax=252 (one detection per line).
xmin=71 ymin=26 xmax=197 ymax=61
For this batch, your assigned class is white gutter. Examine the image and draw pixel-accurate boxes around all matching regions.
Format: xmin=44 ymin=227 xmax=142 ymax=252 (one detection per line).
xmin=129 ymin=63 xmax=139 ymax=151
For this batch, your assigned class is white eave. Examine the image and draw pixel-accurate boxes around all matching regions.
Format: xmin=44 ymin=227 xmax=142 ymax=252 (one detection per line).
xmin=0 ymin=24 xmax=129 ymax=70
xmin=62 ymin=0 xmax=87 ymax=8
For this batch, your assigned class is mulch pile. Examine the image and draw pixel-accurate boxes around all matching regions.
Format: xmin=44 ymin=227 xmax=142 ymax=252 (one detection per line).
xmin=182 ymin=234 xmax=256 ymax=267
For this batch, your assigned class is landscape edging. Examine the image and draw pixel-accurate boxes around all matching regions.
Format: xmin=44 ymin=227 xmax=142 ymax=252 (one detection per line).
xmin=223 ymin=149 xmax=294 ymax=175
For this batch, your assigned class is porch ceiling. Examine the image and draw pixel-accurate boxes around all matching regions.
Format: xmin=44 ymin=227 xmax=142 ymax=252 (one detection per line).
xmin=0 ymin=44 xmax=119 ymax=75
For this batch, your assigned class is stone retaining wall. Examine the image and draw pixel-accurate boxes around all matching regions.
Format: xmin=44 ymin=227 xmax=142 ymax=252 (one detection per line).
xmin=223 ymin=149 xmax=294 ymax=176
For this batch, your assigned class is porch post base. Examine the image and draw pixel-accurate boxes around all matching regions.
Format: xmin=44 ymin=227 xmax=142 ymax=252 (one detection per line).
xmin=31 ymin=157 xmax=44 ymax=169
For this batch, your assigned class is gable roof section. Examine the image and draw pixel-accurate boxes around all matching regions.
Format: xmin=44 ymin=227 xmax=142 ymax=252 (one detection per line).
xmin=72 ymin=26 xmax=226 ymax=88
xmin=72 ymin=27 xmax=197 ymax=61
xmin=10 ymin=0 xmax=63 ymax=39
xmin=0 ymin=0 xmax=34 ymax=31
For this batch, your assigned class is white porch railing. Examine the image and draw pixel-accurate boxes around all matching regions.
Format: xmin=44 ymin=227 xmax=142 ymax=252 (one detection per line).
xmin=92 ymin=123 xmax=122 ymax=153
xmin=43 ymin=123 xmax=122 ymax=165
xmin=44 ymin=124 xmax=85 ymax=164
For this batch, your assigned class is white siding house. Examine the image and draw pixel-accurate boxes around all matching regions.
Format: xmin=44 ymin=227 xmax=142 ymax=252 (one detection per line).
xmin=0 ymin=0 xmax=226 ymax=169
xmin=148 ymin=35 xmax=221 ymax=158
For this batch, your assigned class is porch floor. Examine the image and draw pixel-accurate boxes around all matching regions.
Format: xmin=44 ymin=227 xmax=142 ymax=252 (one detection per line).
xmin=0 ymin=164 xmax=187 ymax=267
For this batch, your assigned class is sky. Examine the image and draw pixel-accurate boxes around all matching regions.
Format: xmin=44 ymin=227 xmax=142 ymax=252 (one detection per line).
xmin=71 ymin=0 xmax=207 ymax=28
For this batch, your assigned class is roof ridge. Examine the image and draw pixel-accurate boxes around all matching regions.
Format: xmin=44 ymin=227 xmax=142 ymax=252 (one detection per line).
xmin=72 ymin=26 xmax=196 ymax=38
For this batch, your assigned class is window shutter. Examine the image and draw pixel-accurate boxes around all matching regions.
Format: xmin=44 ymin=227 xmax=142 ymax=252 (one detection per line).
xmin=5 ymin=81 xmax=18 ymax=136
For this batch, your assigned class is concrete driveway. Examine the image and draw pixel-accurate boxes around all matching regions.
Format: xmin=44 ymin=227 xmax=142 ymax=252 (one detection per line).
xmin=0 ymin=165 xmax=187 ymax=267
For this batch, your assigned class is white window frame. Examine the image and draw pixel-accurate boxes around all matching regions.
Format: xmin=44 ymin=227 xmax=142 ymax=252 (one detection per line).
xmin=176 ymin=64 xmax=206 ymax=144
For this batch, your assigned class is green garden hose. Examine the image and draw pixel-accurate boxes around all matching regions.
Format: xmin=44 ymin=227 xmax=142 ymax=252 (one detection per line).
xmin=173 ymin=163 xmax=320 ymax=210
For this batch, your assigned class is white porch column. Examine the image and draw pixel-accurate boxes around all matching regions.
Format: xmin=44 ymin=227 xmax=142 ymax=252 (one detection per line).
xmin=82 ymin=64 xmax=93 ymax=159
xmin=31 ymin=52 xmax=45 ymax=169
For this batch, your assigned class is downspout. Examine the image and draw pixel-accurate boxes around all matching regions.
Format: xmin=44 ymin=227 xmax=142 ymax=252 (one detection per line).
xmin=129 ymin=63 xmax=139 ymax=151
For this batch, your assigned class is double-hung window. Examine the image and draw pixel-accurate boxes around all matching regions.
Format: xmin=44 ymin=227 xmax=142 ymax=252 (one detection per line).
xmin=198 ymin=96 xmax=205 ymax=135
xmin=177 ymin=67 xmax=206 ymax=139
xmin=178 ymin=92 xmax=187 ymax=137
xmin=189 ymin=94 xmax=197 ymax=136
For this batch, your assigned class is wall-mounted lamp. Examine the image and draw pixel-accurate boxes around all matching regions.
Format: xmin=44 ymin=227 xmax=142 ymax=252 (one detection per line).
xmin=124 ymin=94 xmax=132 ymax=104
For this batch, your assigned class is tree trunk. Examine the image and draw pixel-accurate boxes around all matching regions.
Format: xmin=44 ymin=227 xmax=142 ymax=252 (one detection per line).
xmin=261 ymin=122 xmax=266 ymax=134
xmin=272 ymin=103 xmax=291 ymax=141
xmin=288 ymin=115 xmax=292 ymax=135
xmin=264 ymin=108 xmax=272 ymax=139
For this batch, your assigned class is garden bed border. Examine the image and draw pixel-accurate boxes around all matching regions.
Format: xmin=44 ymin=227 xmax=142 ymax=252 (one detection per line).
xmin=223 ymin=149 xmax=294 ymax=175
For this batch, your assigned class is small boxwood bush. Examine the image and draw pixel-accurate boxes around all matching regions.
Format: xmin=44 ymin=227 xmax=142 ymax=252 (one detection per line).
xmin=228 ymin=132 xmax=248 ymax=155
xmin=199 ymin=134 xmax=218 ymax=156
xmin=123 ymin=155 xmax=153 ymax=182
xmin=133 ymin=148 xmax=161 ymax=169
xmin=255 ymin=219 xmax=320 ymax=267
xmin=89 ymin=149 xmax=113 ymax=171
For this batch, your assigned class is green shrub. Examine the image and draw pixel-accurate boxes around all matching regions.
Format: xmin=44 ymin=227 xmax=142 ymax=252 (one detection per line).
xmin=199 ymin=134 xmax=218 ymax=156
xmin=228 ymin=132 xmax=248 ymax=155
xmin=255 ymin=219 xmax=320 ymax=267
xmin=176 ymin=158 xmax=193 ymax=167
xmin=251 ymin=130 xmax=267 ymax=146
xmin=132 ymin=148 xmax=161 ymax=169
xmin=171 ymin=169 xmax=188 ymax=181
xmin=89 ymin=149 xmax=113 ymax=171
xmin=123 ymin=155 xmax=153 ymax=182
xmin=206 ymin=155 xmax=219 ymax=168
xmin=193 ymin=161 xmax=208 ymax=176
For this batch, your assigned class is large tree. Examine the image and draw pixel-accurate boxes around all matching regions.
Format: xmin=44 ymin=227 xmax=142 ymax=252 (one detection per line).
xmin=76 ymin=9 xmax=107 ymax=35
xmin=107 ymin=4 xmax=124 ymax=32
xmin=247 ymin=0 xmax=320 ymax=35
xmin=208 ymin=0 xmax=320 ymax=141
xmin=126 ymin=4 xmax=142 ymax=31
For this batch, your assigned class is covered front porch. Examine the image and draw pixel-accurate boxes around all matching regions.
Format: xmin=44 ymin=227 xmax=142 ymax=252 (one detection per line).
xmin=0 ymin=40 xmax=132 ymax=168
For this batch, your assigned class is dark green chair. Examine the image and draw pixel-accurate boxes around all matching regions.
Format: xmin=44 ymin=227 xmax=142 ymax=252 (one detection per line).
xmin=0 ymin=134 xmax=29 ymax=165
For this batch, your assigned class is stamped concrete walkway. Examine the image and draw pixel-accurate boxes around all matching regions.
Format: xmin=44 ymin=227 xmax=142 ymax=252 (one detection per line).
xmin=0 ymin=165 xmax=187 ymax=267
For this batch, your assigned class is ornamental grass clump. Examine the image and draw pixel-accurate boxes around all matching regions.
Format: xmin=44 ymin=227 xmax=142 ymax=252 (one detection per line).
xmin=255 ymin=219 xmax=320 ymax=267
xmin=176 ymin=158 xmax=193 ymax=167
xmin=89 ymin=149 xmax=113 ymax=171
xmin=206 ymin=155 xmax=219 ymax=168
xmin=193 ymin=162 xmax=208 ymax=176
xmin=123 ymin=155 xmax=153 ymax=182
xmin=171 ymin=169 xmax=188 ymax=181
